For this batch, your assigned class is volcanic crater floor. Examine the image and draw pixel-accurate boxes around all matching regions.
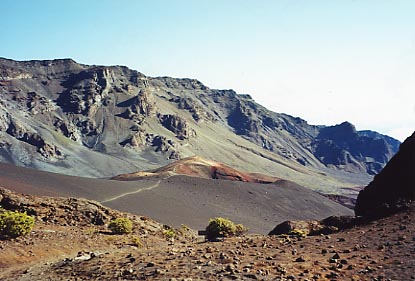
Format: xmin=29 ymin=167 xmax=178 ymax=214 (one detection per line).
xmin=1 ymin=205 xmax=414 ymax=281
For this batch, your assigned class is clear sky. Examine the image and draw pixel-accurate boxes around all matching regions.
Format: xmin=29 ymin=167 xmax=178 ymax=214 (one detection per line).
xmin=1 ymin=0 xmax=414 ymax=141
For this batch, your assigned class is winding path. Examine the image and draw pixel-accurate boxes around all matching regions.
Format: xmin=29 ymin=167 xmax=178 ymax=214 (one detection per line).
xmin=100 ymin=180 xmax=162 ymax=203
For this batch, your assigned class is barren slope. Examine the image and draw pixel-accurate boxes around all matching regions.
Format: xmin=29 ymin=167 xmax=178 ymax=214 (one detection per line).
xmin=0 ymin=162 xmax=352 ymax=234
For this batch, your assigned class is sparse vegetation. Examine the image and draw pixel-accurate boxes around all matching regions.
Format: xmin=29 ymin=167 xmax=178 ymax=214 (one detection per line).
xmin=235 ymin=223 xmax=249 ymax=236
xmin=288 ymin=228 xmax=308 ymax=237
xmin=108 ymin=218 xmax=133 ymax=234
xmin=162 ymin=225 xmax=177 ymax=239
xmin=83 ymin=226 xmax=99 ymax=235
xmin=130 ymin=235 xmax=143 ymax=248
xmin=205 ymin=217 xmax=247 ymax=241
xmin=163 ymin=228 xmax=176 ymax=239
xmin=180 ymin=224 xmax=190 ymax=232
xmin=0 ymin=209 xmax=35 ymax=238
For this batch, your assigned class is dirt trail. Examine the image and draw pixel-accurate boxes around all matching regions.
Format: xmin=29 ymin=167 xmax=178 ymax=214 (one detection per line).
xmin=100 ymin=175 xmax=173 ymax=203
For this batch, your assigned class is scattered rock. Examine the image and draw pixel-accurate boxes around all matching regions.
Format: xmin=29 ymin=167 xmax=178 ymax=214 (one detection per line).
xmin=295 ymin=256 xmax=305 ymax=262
xmin=332 ymin=253 xmax=341 ymax=259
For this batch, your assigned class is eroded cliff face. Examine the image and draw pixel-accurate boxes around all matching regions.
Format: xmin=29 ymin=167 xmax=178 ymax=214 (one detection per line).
xmin=0 ymin=58 xmax=399 ymax=185
xmin=355 ymin=132 xmax=415 ymax=217
xmin=311 ymin=122 xmax=399 ymax=175
xmin=0 ymin=59 xmax=191 ymax=173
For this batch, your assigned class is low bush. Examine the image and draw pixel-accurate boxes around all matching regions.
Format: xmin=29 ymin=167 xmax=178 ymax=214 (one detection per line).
xmin=288 ymin=228 xmax=308 ymax=237
xmin=180 ymin=224 xmax=190 ymax=232
xmin=235 ymin=223 xmax=249 ymax=236
xmin=130 ymin=235 xmax=143 ymax=248
xmin=162 ymin=224 xmax=177 ymax=239
xmin=162 ymin=228 xmax=176 ymax=239
xmin=205 ymin=217 xmax=247 ymax=241
xmin=108 ymin=218 xmax=133 ymax=234
xmin=0 ymin=210 xmax=35 ymax=238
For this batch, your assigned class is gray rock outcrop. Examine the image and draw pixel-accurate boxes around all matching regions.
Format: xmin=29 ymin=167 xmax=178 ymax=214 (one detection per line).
xmin=0 ymin=57 xmax=400 ymax=180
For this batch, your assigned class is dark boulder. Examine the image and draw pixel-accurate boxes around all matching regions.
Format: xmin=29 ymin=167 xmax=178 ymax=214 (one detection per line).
xmin=268 ymin=215 xmax=358 ymax=236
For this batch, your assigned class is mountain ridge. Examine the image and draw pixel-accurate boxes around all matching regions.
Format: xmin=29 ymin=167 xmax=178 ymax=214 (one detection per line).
xmin=0 ymin=57 xmax=399 ymax=192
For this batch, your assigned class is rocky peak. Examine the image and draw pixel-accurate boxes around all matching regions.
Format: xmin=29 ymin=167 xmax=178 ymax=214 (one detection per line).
xmin=152 ymin=135 xmax=179 ymax=159
xmin=119 ymin=129 xmax=149 ymax=148
xmin=318 ymin=122 xmax=357 ymax=142
xmin=359 ymin=130 xmax=401 ymax=152
xmin=312 ymin=122 xmax=397 ymax=174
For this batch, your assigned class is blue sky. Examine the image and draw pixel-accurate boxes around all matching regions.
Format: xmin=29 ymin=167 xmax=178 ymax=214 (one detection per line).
xmin=1 ymin=0 xmax=414 ymax=141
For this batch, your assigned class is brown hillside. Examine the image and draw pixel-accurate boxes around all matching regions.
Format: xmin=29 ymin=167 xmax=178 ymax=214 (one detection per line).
xmin=112 ymin=156 xmax=279 ymax=183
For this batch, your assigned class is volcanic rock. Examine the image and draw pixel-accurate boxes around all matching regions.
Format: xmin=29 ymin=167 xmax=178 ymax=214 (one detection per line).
xmin=0 ymin=58 xmax=400 ymax=187
xmin=159 ymin=114 xmax=196 ymax=140
xmin=119 ymin=130 xmax=149 ymax=148
xmin=6 ymin=118 xmax=63 ymax=159
xmin=0 ymin=187 xmax=114 ymax=226
xmin=312 ymin=122 xmax=398 ymax=175
xmin=268 ymin=215 xmax=358 ymax=236
xmin=170 ymin=95 xmax=214 ymax=122
xmin=117 ymin=89 xmax=157 ymax=118
xmin=355 ymin=132 xmax=415 ymax=218
xmin=152 ymin=135 xmax=179 ymax=159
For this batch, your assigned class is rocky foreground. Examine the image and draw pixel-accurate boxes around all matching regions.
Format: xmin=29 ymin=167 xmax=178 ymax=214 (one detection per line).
xmin=1 ymin=186 xmax=414 ymax=281
xmin=44 ymin=208 xmax=415 ymax=281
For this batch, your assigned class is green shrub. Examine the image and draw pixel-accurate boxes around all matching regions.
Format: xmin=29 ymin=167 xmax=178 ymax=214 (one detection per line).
xmin=162 ymin=228 xmax=176 ymax=239
xmin=181 ymin=224 xmax=190 ymax=232
xmin=108 ymin=218 xmax=133 ymax=234
xmin=205 ymin=217 xmax=247 ymax=241
xmin=0 ymin=210 xmax=35 ymax=238
xmin=288 ymin=228 xmax=308 ymax=237
xmin=130 ymin=235 xmax=143 ymax=248
xmin=235 ymin=223 xmax=249 ymax=236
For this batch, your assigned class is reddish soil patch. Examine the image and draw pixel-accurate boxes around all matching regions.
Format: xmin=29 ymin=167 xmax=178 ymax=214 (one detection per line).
xmin=113 ymin=156 xmax=279 ymax=183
